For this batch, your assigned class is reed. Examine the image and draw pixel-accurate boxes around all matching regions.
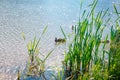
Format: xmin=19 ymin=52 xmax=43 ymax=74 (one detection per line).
xmin=109 ymin=4 xmax=120 ymax=79
xmin=21 ymin=26 xmax=54 ymax=80
xmin=62 ymin=0 xmax=111 ymax=79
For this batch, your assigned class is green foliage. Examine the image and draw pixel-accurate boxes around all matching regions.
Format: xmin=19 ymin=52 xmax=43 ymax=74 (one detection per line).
xmin=26 ymin=37 xmax=54 ymax=78
xmin=21 ymin=26 xmax=54 ymax=79
xmin=60 ymin=26 xmax=67 ymax=40
xmin=62 ymin=0 xmax=111 ymax=80
xmin=109 ymin=8 xmax=120 ymax=79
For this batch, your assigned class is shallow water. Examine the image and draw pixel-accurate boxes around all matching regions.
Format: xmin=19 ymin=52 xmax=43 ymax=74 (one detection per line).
xmin=0 ymin=0 xmax=120 ymax=79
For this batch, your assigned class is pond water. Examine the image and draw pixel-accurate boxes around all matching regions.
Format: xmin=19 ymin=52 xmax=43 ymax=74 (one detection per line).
xmin=0 ymin=0 xmax=120 ymax=79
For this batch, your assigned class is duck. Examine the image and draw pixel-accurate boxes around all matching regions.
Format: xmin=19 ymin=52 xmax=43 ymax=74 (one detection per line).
xmin=72 ymin=25 xmax=74 ymax=30
xmin=100 ymin=40 xmax=110 ymax=43
xmin=55 ymin=37 xmax=66 ymax=43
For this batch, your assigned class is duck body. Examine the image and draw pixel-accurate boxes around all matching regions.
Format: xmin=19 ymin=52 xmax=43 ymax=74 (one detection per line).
xmin=100 ymin=40 xmax=110 ymax=43
xmin=55 ymin=37 xmax=66 ymax=43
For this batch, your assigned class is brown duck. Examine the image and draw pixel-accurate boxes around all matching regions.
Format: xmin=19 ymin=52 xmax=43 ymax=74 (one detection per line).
xmin=55 ymin=37 xmax=66 ymax=43
xmin=100 ymin=40 xmax=110 ymax=43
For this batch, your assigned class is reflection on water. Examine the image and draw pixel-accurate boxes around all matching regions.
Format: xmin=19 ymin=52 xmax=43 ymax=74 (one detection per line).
xmin=0 ymin=0 xmax=119 ymax=79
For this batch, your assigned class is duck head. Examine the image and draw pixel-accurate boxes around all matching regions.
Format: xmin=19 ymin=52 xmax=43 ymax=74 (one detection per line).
xmin=55 ymin=37 xmax=57 ymax=42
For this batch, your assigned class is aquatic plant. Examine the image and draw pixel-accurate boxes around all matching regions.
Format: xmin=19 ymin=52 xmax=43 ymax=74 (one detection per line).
xmin=21 ymin=26 xmax=54 ymax=80
xmin=26 ymin=37 xmax=54 ymax=78
xmin=109 ymin=4 xmax=120 ymax=79
xmin=62 ymin=0 xmax=111 ymax=79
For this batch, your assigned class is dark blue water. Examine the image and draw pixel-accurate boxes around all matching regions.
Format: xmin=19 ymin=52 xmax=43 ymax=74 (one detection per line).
xmin=0 ymin=0 xmax=120 ymax=79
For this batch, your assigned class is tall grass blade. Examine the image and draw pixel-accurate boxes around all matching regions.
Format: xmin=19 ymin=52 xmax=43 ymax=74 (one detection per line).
xmin=43 ymin=49 xmax=54 ymax=62
xmin=102 ymin=8 xmax=109 ymax=19
xmin=21 ymin=32 xmax=26 ymax=40
xmin=42 ymin=25 xmax=48 ymax=35
xmin=89 ymin=0 xmax=98 ymax=17
xmin=114 ymin=4 xmax=120 ymax=17
xmin=60 ymin=26 xmax=67 ymax=39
